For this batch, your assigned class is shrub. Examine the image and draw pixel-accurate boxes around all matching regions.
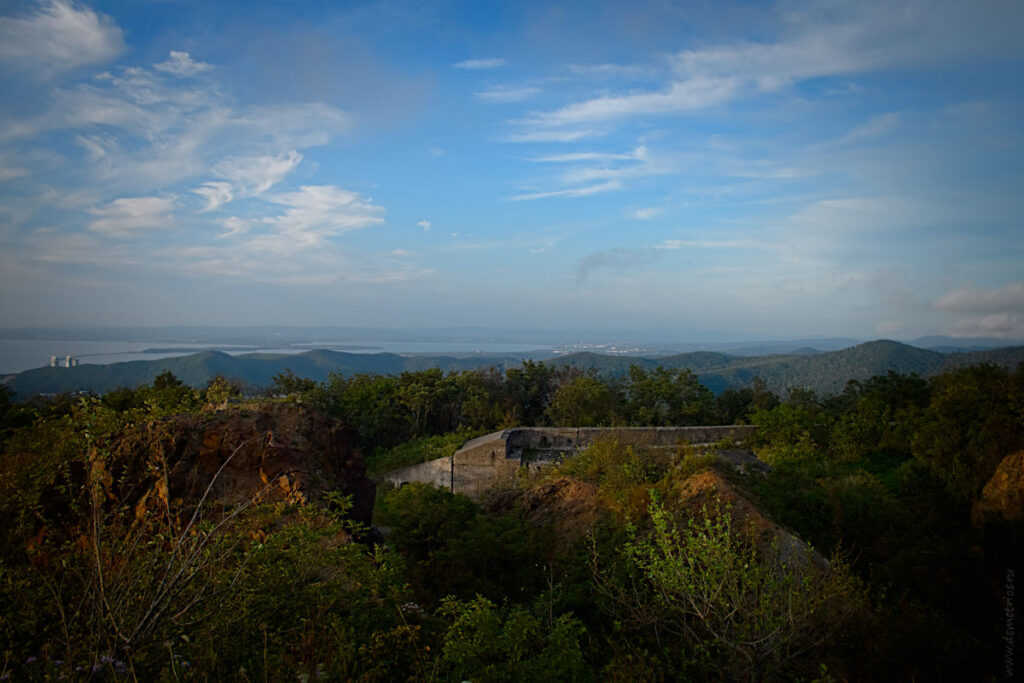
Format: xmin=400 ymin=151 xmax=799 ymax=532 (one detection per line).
xmin=593 ymin=499 xmax=864 ymax=681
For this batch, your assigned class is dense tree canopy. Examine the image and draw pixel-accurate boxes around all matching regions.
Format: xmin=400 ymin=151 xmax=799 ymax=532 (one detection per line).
xmin=1 ymin=360 xmax=1020 ymax=680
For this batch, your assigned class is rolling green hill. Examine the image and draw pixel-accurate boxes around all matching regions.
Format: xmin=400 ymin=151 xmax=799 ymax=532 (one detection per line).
xmin=5 ymin=341 xmax=1023 ymax=398
xmin=3 ymin=350 xmax=527 ymax=397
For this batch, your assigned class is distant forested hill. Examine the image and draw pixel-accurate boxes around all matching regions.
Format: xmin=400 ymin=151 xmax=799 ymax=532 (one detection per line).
xmin=5 ymin=341 xmax=1024 ymax=398
xmin=3 ymin=350 xmax=528 ymax=397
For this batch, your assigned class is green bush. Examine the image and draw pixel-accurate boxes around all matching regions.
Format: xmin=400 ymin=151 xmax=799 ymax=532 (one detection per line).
xmin=436 ymin=595 xmax=588 ymax=683
xmin=594 ymin=500 xmax=864 ymax=681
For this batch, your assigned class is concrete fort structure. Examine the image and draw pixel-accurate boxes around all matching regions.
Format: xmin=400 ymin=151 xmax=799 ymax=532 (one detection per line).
xmin=381 ymin=425 xmax=759 ymax=501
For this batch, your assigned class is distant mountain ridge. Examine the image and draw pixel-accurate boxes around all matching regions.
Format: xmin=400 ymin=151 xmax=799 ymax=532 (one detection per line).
xmin=5 ymin=340 xmax=1024 ymax=398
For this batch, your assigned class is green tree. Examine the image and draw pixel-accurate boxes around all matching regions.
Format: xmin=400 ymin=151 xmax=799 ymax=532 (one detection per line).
xmin=502 ymin=360 xmax=556 ymax=426
xmin=912 ymin=364 xmax=1024 ymax=502
xmin=436 ymin=596 xmax=587 ymax=683
xmin=830 ymin=372 xmax=929 ymax=462
xmin=269 ymin=368 xmax=318 ymax=396
xmin=596 ymin=500 xmax=862 ymax=681
xmin=546 ymin=376 xmax=619 ymax=426
xmin=625 ymin=366 xmax=713 ymax=426
xmin=203 ymin=374 xmax=241 ymax=407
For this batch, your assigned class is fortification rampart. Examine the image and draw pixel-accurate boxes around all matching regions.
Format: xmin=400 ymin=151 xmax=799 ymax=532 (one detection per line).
xmin=382 ymin=425 xmax=758 ymax=500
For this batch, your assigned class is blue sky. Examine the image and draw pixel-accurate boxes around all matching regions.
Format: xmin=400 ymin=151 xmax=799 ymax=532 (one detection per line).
xmin=1 ymin=0 xmax=1023 ymax=340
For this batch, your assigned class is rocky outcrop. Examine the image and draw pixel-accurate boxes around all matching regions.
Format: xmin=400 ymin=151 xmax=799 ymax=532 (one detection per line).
xmin=973 ymin=450 xmax=1024 ymax=526
xmin=84 ymin=404 xmax=374 ymax=526
xmin=485 ymin=462 xmax=824 ymax=572
xmin=486 ymin=477 xmax=605 ymax=554
xmin=668 ymin=468 xmax=828 ymax=572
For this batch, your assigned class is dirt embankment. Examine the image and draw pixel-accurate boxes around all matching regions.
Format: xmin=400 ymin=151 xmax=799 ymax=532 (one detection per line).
xmin=42 ymin=404 xmax=375 ymax=534
xmin=973 ymin=450 xmax=1024 ymax=526
xmin=487 ymin=464 xmax=826 ymax=571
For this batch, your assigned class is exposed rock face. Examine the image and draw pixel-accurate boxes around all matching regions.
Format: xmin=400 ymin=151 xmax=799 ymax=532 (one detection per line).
xmin=95 ymin=404 xmax=375 ymax=525
xmin=486 ymin=463 xmax=824 ymax=572
xmin=486 ymin=477 xmax=604 ymax=554
xmin=973 ymin=450 xmax=1024 ymax=526
xmin=669 ymin=468 xmax=827 ymax=573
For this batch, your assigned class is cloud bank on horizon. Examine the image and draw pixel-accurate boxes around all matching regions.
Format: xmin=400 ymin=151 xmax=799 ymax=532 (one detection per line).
xmin=0 ymin=0 xmax=1022 ymax=339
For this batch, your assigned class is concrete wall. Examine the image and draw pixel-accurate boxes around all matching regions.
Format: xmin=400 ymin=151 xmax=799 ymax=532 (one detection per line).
xmin=452 ymin=431 xmax=521 ymax=500
xmin=381 ymin=425 xmax=758 ymax=500
xmin=381 ymin=456 xmax=452 ymax=490
xmin=506 ymin=426 xmax=757 ymax=463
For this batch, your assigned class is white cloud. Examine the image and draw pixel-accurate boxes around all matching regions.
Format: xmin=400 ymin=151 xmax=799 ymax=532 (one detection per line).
xmin=262 ymin=185 xmax=385 ymax=247
xmin=526 ymin=77 xmax=737 ymax=128
xmin=824 ymin=112 xmax=902 ymax=147
xmin=153 ymin=51 xmax=213 ymax=77
xmin=0 ymin=153 xmax=29 ymax=181
xmin=475 ymin=86 xmax=541 ymax=103
xmin=193 ymin=182 xmax=234 ymax=212
xmin=220 ymin=216 xmax=251 ymax=238
xmin=454 ymin=58 xmax=506 ymax=70
xmin=196 ymin=150 xmax=303 ymax=210
xmin=786 ymin=196 xmax=946 ymax=236
xmin=510 ymin=180 xmax=622 ymax=201
xmin=518 ymin=1 xmax=1024 ymax=138
xmin=2 ymin=52 xmax=348 ymax=200
xmin=655 ymin=239 xmax=751 ymax=249
xmin=417 ymin=220 xmax=432 ymax=231
xmin=391 ymin=248 xmax=413 ymax=257
xmin=517 ymin=145 xmax=661 ymax=199
xmin=74 ymin=134 xmax=110 ymax=161
xmin=631 ymin=207 xmax=663 ymax=220
xmin=504 ymin=129 xmax=598 ymax=143
xmin=88 ymin=196 xmax=176 ymax=237
xmin=567 ymin=63 xmax=659 ymax=80
xmin=530 ymin=146 xmax=647 ymax=163
xmin=935 ymin=282 xmax=1024 ymax=313
xmin=950 ymin=314 xmax=1024 ymax=339
xmin=0 ymin=0 xmax=123 ymax=77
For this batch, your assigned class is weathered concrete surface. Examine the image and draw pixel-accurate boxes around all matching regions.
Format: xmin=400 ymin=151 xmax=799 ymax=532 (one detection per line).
xmin=381 ymin=456 xmax=452 ymax=491
xmin=382 ymin=425 xmax=758 ymax=500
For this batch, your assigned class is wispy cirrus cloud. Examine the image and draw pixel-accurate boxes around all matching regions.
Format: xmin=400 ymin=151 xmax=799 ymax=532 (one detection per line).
xmin=194 ymin=150 xmax=304 ymax=211
xmin=88 ymin=196 xmax=176 ymax=237
xmin=631 ymin=207 xmax=662 ymax=220
xmin=503 ymin=129 xmax=598 ymax=143
xmin=154 ymin=50 xmax=213 ymax=77
xmin=512 ymin=144 xmax=664 ymax=199
xmin=1 ymin=48 xmax=351 ymax=227
xmin=475 ymin=85 xmax=541 ymax=103
xmin=454 ymin=58 xmax=506 ymax=70
xmin=515 ymin=1 xmax=1024 ymax=140
xmin=655 ymin=239 xmax=753 ymax=250
xmin=524 ymin=77 xmax=737 ymax=129
xmin=510 ymin=179 xmax=622 ymax=201
xmin=260 ymin=185 xmax=385 ymax=247
xmin=529 ymin=146 xmax=647 ymax=163
xmin=0 ymin=0 xmax=123 ymax=77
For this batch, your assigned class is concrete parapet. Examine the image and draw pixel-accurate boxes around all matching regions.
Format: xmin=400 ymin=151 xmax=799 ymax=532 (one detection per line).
xmin=380 ymin=425 xmax=758 ymax=500
xmin=381 ymin=456 xmax=453 ymax=490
